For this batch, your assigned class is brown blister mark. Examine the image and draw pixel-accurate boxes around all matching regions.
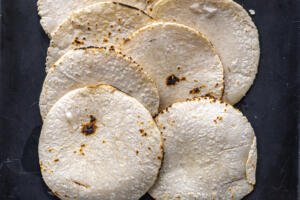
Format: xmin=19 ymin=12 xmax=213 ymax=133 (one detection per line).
xmin=190 ymin=87 xmax=201 ymax=94
xmin=206 ymin=94 xmax=217 ymax=101
xmin=139 ymin=129 xmax=147 ymax=137
xmin=40 ymin=162 xmax=46 ymax=172
xmin=109 ymin=46 xmax=115 ymax=51
xmin=87 ymin=27 xmax=91 ymax=31
xmin=157 ymin=156 xmax=162 ymax=160
xmin=123 ymin=38 xmax=131 ymax=43
xmin=53 ymin=191 xmax=61 ymax=197
xmin=177 ymin=66 xmax=181 ymax=70
xmin=108 ymin=32 xmax=112 ymax=37
xmin=146 ymin=0 xmax=154 ymax=4
xmin=228 ymin=187 xmax=235 ymax=200
xmin=79 ymin=144 xmax=86 ymax=156
xmin=81 ymin=115 xmax=97 ymax=136
xmin=213 ymin=116 xmax=223 ymax=124
xmin=54 ymin=159 xmax=59 ymax=162
xmin=48 ymin=148 xmax=54 ymax=152
xmin=72 ymin=180 xmax=90 ymax=188
xmin=190 ymin=85 xmax=207 ymax=94
xmin=160 ymin=144 xmax=164 ymax=155
xmin=87 ymin=84 xmax=101 ymax=90
xmin=148 ymin=147 xmax=152 ymax=151
xmin=215 ymin=83 xmax=219 ymax=88
xmin=72 ymin=37 xmax=84 ymax=45
xmin=103 ymin=38 xmax=109 ymax=43
xmin=160 ymin=144 xmax=164 ymax=151
xmin=136 ymin=150 xmax=139 ymax=155
xmin=102 ymin=140 xmax=106 ymax=144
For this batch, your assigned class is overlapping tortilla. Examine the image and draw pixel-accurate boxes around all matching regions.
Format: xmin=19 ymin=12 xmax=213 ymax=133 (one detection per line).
xmin=46 ymin=2 xmax=152 ymax=72
xmin=150 ymin=97 xmax=257 ymax=199
xmin=37 ymin=0 xmax=154 ymax=35
xmin=150 ymin=0 xmax=260 ymax=104
xmin=39 ymin=84 xmax=163 ymax=200
xmin=40 ymin=47 xmax=159 ymax=118
xmin=120 ymin=22 xmax=224 ymax=111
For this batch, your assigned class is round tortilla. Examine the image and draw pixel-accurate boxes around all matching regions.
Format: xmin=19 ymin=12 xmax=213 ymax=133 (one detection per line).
xmin=120 ymin=22 xmax=224 ymax=111
xmin=40 ymin=47 xmax=159 ymax=118
xmin=150 ymin=98 xmax=257 ymax=200
xmin=151 ymin=0 xmax=260 ymax=104
xmin=39 ymin=84 xmax=163 ymax=200
xmin=45 ymin=2 xmax=152 ymax=72
xmin=37 ymin=0 xmax=153 ymax=36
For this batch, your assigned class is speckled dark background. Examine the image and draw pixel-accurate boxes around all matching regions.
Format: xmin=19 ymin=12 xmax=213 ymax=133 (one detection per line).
xmin=1 ymin=0 xmax=299 ymax=199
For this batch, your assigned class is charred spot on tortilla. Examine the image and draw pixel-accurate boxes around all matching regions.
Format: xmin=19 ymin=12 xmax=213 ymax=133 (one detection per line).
xmin=103 ymin=38 xmax=109 ymax=43
xmin=166 ymin=74 xmax=182 ymax=86
xmin=123 ymin=38 xmax=131 ymax=43
xmin=72 ymin=37 xmax=84 ymax=45
xmin=81 ymin=115 xmax=97 ymax=136
xmin=72 ymin=180 xmax=90 ymax=188
xmin=190 ymin=87 xmax=201 ymax=94
xmin=79 ymin=144 xmax=86 ymax=156
xmin=139 ymin=129 xmax=147 ymax=137
xmin=109 ymin=46 xmax=115 ymax=51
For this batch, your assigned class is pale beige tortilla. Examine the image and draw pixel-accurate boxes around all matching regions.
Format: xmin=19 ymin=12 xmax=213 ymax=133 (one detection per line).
xmin=150 ymin=0 xmax=260 ymax=104
xmin=37 ymin=0 xmax=154 ymax=36
xmin=46 ymin=2 xmax=152 ymax=72
xmin=39 ymin=84 xmax=163 ymax=200
xmin=40 ymin=47 xmax=159 ymax=118
xmin=120 ymin=22 xmax=224 ymax=111
xmin=150 ymin=97 xmax=257 ymax=200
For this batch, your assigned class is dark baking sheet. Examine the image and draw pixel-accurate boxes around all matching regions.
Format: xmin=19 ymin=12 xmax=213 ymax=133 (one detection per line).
xmin=1 ymin=0 xmax=299 ymax=199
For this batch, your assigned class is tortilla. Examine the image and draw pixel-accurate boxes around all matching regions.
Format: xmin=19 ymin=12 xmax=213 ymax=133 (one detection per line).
xmin=40 ymin=47 xmax=159 ymax=118
xmin=37 ymin=0 xmax=154 ymax=36
xmin=150 ymin=97 xmax=257 ymax=200
xmin=39 ymin=84 xmax=163 ymax=200
xmin=45 ymin=2 xmax=152 ymax=72
xmin=120 ymin=22 xmax=224 ymax=111
xmin=150 ymin=0 xmax=260 ymax=104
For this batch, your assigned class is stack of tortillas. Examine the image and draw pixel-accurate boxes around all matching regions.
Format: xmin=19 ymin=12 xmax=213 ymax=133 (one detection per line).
xmin=37 ymin=0 xmax=259 ymax=199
